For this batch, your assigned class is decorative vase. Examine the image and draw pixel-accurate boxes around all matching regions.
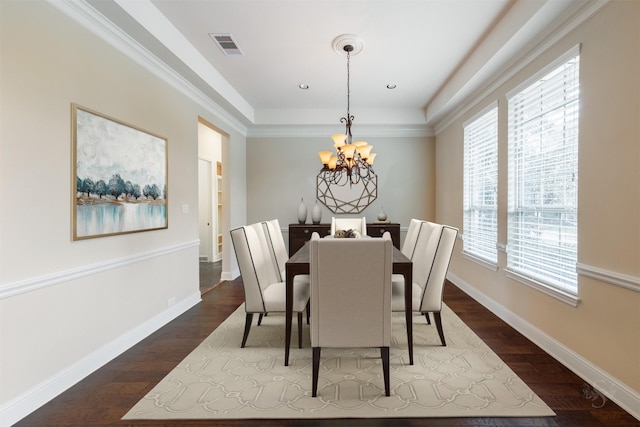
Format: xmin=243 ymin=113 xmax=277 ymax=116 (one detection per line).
xmin=297 ymin=197 xmax=307 ymax=224
xmin=311 ymin=201 xmax=322 ymax=224
xmin=377 ymin=206 xmax=387 ymax=222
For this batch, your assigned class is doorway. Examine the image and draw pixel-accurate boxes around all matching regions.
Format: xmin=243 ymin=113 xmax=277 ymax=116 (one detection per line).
xmin=198 ymin=121 xmax=223 ymax=292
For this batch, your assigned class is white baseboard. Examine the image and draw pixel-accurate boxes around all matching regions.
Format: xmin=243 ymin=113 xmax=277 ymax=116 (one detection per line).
xmin=0 ymin=292 xmax=201 ymax=426
xmin=447 ymin=272 xmax=640 ymax=422
xmin=221 ymin=268 xmax=240 ymax=281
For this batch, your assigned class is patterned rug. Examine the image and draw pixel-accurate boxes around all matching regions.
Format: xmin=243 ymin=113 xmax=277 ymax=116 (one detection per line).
xmin=123 ymin=303 xmax=554 ymax=420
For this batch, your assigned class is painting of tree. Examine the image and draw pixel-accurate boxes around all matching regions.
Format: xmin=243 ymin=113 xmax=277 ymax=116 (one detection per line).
xmin=72 ymin=104 xmax=168 ymax=240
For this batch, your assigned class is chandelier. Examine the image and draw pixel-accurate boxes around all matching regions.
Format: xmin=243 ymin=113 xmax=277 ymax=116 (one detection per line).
xmin=317 ymin=36 xmax=376 ymax=187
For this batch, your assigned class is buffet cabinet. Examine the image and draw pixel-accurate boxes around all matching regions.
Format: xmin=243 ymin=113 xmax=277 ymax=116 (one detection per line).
xmin=288 ymin=223 xmax=401 ymax=256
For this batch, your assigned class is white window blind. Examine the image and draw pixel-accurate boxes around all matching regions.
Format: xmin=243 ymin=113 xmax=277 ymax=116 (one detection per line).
xmin=507 ymin=48 xmax=579 ymax=295
xmin=463 ymin=104 xmax=498 ymax=265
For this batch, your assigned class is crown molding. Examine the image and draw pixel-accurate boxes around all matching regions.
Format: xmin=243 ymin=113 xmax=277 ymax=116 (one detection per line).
xmin=247 ymin=123 xmax=434 ymax=139
xmin=44 ymin=0 xmax=248 ymax=135
xmin=433 ymin=0 xmax=610 ymax=134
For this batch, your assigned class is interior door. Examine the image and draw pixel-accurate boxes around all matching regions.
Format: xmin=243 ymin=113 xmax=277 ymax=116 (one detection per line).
xmin=198 ymin=158 xmax=213 ymax=261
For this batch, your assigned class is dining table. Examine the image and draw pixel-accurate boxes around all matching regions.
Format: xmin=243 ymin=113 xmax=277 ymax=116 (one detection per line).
xmin=284 ymin=239 xmax=413 ymax=366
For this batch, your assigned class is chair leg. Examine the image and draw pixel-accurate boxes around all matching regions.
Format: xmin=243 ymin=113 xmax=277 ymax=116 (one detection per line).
xmin=312 ymin=347 xmax=321 ymax=397
xmin=381 ymin=346 xmax=390 ymax=396
xmin=257 ymin=313 xmax=264 ymax=325
xmin=297 ymin=312 xmax=303 ymax=348
xmin=423 ymin=312 xmax=431 ymax=324
xmin=306 ymin=300 xmax=310 ymax=324
xmin=434 ymin=312 xmax=446 ymax=346
xmin=241 ymin=313 xmax=254 ymax=348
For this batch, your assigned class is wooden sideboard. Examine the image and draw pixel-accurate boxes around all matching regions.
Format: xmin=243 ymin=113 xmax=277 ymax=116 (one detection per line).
xmin=288 ymin=223 xmax=401 ymax=256
xmin=367 ymin=223 xmax=401 ymax=248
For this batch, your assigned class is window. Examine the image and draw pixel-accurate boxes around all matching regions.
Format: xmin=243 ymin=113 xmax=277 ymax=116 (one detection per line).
xmin=507 ymin=47 xmax=580 ymax=298
xmin=463 ymin=104 xmax=498 ymax=267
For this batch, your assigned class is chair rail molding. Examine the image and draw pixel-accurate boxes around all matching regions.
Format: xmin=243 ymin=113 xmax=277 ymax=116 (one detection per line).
xmin=576 ymin=263 xmax=640 ymax=293
xmin=0 ymin=240 xmax=200 ymax=299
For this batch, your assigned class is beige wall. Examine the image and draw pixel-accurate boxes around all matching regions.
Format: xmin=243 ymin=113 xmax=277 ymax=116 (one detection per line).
xmin=246 ymin=136 xmax=435 ymax=234
xmin=2 ymin=0 xmax=638 ymax=422
xmin=0 ymin=0 xmax=246 ymax=416
xmin=436 ymin=0 xmax=639 ymax=399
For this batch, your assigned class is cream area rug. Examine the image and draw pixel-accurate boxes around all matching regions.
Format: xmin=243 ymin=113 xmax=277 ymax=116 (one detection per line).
xmin=123 ymin=303 xmax=554 ymax=420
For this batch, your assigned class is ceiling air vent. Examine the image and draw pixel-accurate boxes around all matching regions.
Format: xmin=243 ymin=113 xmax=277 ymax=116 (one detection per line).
xmin=209 ymin=33 xmax=244 ymax=55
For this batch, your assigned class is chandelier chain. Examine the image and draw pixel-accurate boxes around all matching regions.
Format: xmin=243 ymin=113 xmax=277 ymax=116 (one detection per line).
xmin=346 ymin=49 xmax=350 ymax=121
xmin=316 ymin=37 xmax=376 ymax=187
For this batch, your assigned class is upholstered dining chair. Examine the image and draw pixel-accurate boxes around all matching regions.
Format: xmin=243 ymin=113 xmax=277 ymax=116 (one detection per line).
xmin=230 ymin=223 xmax=310 ymax=348
xmin=310 ymin=231 xmax=393 ymax=397
xmin=261 ymin=219 xmax=289 ymax=281
xmin=330 ymin=216 xmax=367 ymax=236
xmin=395 ymin=218 xmax=430 ymax=322
xmin=391 ymin=221 xmax=458 ymax=346
xmin=401 ymin=218 xmax=425 ymax=259
xmin=262 ymin=219 xmax=310 ymax=324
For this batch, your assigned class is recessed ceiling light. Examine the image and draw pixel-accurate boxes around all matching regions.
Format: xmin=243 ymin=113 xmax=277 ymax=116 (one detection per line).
xmin=298 ymin=83 xmax=309 ymax=90
xmin=386 ymin=84 xmax=397 ymax=89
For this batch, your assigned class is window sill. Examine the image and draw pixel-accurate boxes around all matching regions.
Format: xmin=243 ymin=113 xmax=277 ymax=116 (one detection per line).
xmin=505 ymin=269 xmax=580 ymax=307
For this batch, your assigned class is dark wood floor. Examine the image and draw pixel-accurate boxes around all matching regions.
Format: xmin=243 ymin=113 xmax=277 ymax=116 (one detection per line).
xmin=199 ymin=260 xmax=222 ymax=294
xmin=14 ymin=278 xmax=639 ymax=426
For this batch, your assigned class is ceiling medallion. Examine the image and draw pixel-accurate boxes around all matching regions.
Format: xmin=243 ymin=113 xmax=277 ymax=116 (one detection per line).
xmin=316 ymin=34 xmax=377 ymax=213
xmin=317 ymin=34 xmax=376 ymax=187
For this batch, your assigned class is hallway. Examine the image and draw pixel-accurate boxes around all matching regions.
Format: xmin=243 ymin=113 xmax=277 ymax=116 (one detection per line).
xmin=199 ymin=260 xmax=222 ymax=294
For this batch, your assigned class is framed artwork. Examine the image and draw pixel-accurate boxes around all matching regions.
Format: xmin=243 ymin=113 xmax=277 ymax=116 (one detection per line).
xmin=72 ymin=104 xmax=168 ymax=240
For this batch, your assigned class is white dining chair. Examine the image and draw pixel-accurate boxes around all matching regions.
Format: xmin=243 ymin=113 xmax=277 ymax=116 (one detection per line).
xmin=401 ymin=218 xmax=425 ymax=259
xmin=262 ymin=219 xmax=294 ymax=281
xmin=230 ymin=223 xmax=310 ymax=348
xmin=391 ymin=221 xmax=458 ymax=346
xmin=310 ymin=231 xmax=393 ymax=397
xmin=330 ymin=216 xmax=367 ymax=236
xmin=262 ymin=219 xmax=310 ymax=325
xmin=394 ymin=218 xmax=429 ymax=321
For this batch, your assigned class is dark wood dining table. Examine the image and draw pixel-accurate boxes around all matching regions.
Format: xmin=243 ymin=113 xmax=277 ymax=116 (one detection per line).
xmin=284 ymin=240 xmax=413 ymax=366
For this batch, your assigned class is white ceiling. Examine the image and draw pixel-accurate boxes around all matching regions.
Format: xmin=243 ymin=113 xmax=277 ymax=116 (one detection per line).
xmin=84 ymin=0 xmax=586 ymax=132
